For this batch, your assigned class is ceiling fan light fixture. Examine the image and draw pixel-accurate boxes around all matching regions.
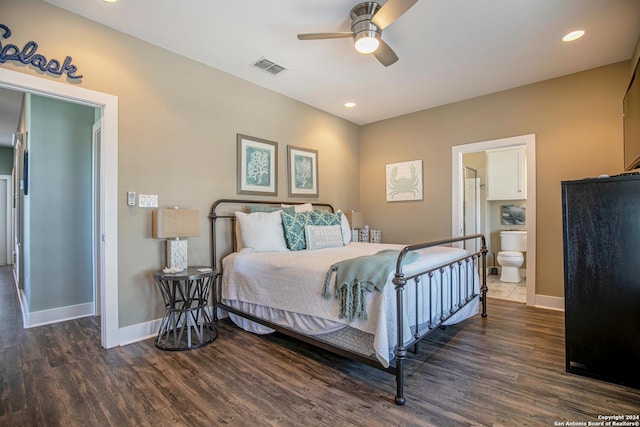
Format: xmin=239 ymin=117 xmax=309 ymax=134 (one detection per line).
xmin=354 ymin=32 xmax=380 ymax=54
xmin=297 ymin=0 xmax=416 ymax=66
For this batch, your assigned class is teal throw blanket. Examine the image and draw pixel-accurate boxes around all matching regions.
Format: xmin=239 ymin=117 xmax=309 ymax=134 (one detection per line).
xmin=322 ymin=249 xmax=419 ymax=321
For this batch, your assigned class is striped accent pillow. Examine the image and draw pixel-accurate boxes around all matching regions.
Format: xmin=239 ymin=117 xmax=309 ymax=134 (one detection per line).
xmin=305 ymin=225 xmax=345 ymax=250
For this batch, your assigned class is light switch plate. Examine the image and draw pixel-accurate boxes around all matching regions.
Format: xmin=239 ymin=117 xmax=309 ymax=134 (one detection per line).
xmin=138 ymin=194 xmax=158 ymax=208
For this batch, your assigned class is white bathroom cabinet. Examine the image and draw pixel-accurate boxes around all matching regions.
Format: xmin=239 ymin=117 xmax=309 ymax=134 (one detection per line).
xmin=486 ymin=146 xmax=526 ymax=200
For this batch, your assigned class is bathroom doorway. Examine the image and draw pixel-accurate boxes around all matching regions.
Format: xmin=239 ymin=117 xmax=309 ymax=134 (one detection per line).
xmin=451 ymin=134 xmax=536 ymax=307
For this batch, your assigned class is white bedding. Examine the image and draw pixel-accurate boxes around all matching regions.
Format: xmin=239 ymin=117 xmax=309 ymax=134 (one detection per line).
xmin=221 ymin=242 xmax=480 ymax=367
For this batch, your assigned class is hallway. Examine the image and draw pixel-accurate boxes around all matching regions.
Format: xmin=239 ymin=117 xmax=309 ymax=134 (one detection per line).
xmin=0 ymin=265 xmax=108 ymax=424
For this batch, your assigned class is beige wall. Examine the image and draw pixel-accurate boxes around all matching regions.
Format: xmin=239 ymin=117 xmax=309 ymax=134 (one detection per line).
xmin=631 ymin=34 xmax=640 ymax=76
xmin=0 ymin=0 xmax=360 ymax=327
xmin=360 ymin=62 xmax=629 ymax=298
xmin=0 ymin=0 xmax=636 ymax=324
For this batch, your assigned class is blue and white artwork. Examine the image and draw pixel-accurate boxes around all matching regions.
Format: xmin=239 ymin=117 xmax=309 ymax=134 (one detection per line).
xmin=246 ymin=146 xmax=272 ymax=187
xmin=294 ymin=153 xmax=313 ymax=189
xmin=237 ymin=134 xmax=277 ymax=195
xmin=288 ymin=146 xmax=318 ymax=197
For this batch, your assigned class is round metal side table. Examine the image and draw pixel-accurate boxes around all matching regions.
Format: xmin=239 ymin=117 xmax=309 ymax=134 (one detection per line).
xmin=153 ymin=266 xmax=217 ymax=351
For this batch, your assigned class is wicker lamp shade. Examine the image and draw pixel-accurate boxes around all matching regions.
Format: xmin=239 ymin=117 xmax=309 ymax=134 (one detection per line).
xmin=152 ymin=208 xmax=199 ymax=238
xmin=152 ymin=208 xmax=199 ymax=270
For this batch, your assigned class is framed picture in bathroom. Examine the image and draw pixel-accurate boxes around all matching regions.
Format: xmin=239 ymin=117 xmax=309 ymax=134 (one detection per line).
xmin=501 ymin=204 xmax=526 ymax=225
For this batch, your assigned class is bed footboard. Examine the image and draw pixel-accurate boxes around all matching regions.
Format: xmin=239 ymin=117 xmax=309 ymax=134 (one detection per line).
xmin=391 ymin=234 xmax=487 ymax=405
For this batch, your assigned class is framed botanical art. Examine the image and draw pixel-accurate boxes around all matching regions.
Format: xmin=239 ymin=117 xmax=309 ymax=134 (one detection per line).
xmin=287 ymin=145 xmax=318 ymax=197
xmin=385 ymin=160 xmax=423 ymax=202
xmin=237 ymin=134 xmax=278 ymax=196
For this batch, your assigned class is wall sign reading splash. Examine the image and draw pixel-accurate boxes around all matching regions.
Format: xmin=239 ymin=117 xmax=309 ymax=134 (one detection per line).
xmin=0 ymin=23 xmax=83 ymax=79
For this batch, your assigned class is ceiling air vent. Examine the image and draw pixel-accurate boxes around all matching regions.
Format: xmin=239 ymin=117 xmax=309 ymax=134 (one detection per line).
xmin=252 ymin=57 xmax=287 ymax=76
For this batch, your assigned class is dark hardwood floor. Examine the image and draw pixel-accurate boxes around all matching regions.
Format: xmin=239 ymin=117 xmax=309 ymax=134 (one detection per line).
xmin=1 ymin=265 xmax=639 ymax=426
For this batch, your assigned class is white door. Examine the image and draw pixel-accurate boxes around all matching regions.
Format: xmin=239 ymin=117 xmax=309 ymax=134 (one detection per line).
xmin=463 ymin=176 xmax=480 ymax=252
xmin=0 ymin=175 xmax=10 ymax=265
xmin=92 ymin=120 xmax=101 ymax=315
xmin=13 ymin=132 xmax=24 ymax=284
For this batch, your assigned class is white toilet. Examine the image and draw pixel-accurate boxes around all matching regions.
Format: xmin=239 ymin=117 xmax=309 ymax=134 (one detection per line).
xmin=497 ymin=230 xmax=527 ymax=283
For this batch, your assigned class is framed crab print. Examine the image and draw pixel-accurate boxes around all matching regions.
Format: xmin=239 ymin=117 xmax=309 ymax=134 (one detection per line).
xmin=385 ymin=160 xmax=423 ymax=202
xmin=237 ymin=134 xmax=278 ymax=196
xmin=287 ymin=145 xmax=318 ymax=197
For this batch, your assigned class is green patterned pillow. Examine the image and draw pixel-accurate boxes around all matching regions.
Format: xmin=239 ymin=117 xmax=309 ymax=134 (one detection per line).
xmin=310 ymin=209 xmax=342 ymax=227
xmin=281 ymin=211 xmax=312 ymax=251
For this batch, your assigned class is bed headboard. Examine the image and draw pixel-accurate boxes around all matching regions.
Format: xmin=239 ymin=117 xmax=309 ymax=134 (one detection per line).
xmin=208 ymin=199 xmax=335 ymax=271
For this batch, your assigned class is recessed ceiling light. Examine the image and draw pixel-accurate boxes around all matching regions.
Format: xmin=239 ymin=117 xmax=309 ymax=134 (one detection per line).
xmin=344 ymin=102 xmax=356 ymax=108
xmin=103 ymin=0 xmax=117 ymax=3
xmin=562 ymin=30 xmax=585 ymax=42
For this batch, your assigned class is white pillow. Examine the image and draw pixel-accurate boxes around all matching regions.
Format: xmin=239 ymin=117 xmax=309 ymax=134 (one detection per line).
xmin=234 ymin=221 xmax=244 ymax=252
xmin=337 ymin=209 xmax=351 ymax=245
xmin=305 ymin=225 xmax=345 ymax=250
xmin=235 ymin=211 xmax=289 ymax=252
xmin=282 ymin=203 xmax=313 ymax=212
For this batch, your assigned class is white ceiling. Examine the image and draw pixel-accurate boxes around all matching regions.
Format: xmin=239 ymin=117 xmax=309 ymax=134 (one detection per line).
xmin=42 ymin=0 xmax=639 ymax=125
xmin=1 ymin=0 xmax=638 ymax=145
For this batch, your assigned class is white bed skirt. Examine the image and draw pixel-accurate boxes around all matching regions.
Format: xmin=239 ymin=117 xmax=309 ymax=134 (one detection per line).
xmin=223 ymin=300 xmax=346 ymax=335
xmin=222 ymin=295 xmax=480 ymax=367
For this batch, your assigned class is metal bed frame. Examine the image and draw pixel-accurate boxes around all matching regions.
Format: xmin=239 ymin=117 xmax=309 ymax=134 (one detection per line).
xmin=209 ymin=199 xmax=488 ymax=405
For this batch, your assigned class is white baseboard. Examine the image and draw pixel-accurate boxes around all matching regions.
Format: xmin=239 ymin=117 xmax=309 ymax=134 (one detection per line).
xmin=27 ymin=302 xmax=95 ymax=328
xmin=12 ymin=270 xmax=30 ymax=328
xmin=17 ymin=289 xmax=30 ymax=328
xmin=12 ymin=268 xmax=96 ymax=328
xmin=118 ymin=305 xmax=216 ymax=346
xmin=534 ymin=294 xmax=564 ymax=311
xmin=118 ymin=318 xmax=162 ymax=346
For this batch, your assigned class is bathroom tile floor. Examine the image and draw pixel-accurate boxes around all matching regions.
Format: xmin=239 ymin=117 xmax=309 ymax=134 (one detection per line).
xmin=486 ymin=274 xmax=526 ymax=303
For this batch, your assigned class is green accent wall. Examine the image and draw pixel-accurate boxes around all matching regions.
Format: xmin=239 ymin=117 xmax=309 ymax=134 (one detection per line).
xmin=0 ymin=147 xmax=14 ymax=175
xmin=25 ymin=95 xmax=96 ymax=312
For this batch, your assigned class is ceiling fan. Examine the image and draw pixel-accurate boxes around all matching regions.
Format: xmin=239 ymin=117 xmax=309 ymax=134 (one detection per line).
xmin=297 ymin=0 xmax=418 ymax=67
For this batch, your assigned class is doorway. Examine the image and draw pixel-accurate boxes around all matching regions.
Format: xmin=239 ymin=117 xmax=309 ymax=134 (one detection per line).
xmin=451 ymin=134 xmax=536 ymax=306
xmin=0 ymin=68 xmax=119 ymax=348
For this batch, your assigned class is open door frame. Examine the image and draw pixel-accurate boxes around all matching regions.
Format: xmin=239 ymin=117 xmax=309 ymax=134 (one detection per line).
xmin=0 ymin=68 xmax=119 ymax=348
xmin=451 ymin=134 xmax=536 ymax=307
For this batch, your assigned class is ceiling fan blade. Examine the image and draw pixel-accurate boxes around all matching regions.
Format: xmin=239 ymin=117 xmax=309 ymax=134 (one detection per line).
xmin=297 ymin=32 xmax=353 ymax=40
xmin=373 ymin=40 xmax=399 ymax=67
xmin=371 ymin=0 xmax=418 ymax=30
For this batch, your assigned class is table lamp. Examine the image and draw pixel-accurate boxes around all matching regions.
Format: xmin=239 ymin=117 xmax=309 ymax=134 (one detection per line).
xmin=344 ymin=211 xmax=365 ymax=242
xmin=152 ymin=208 xmax=199 ymax=271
